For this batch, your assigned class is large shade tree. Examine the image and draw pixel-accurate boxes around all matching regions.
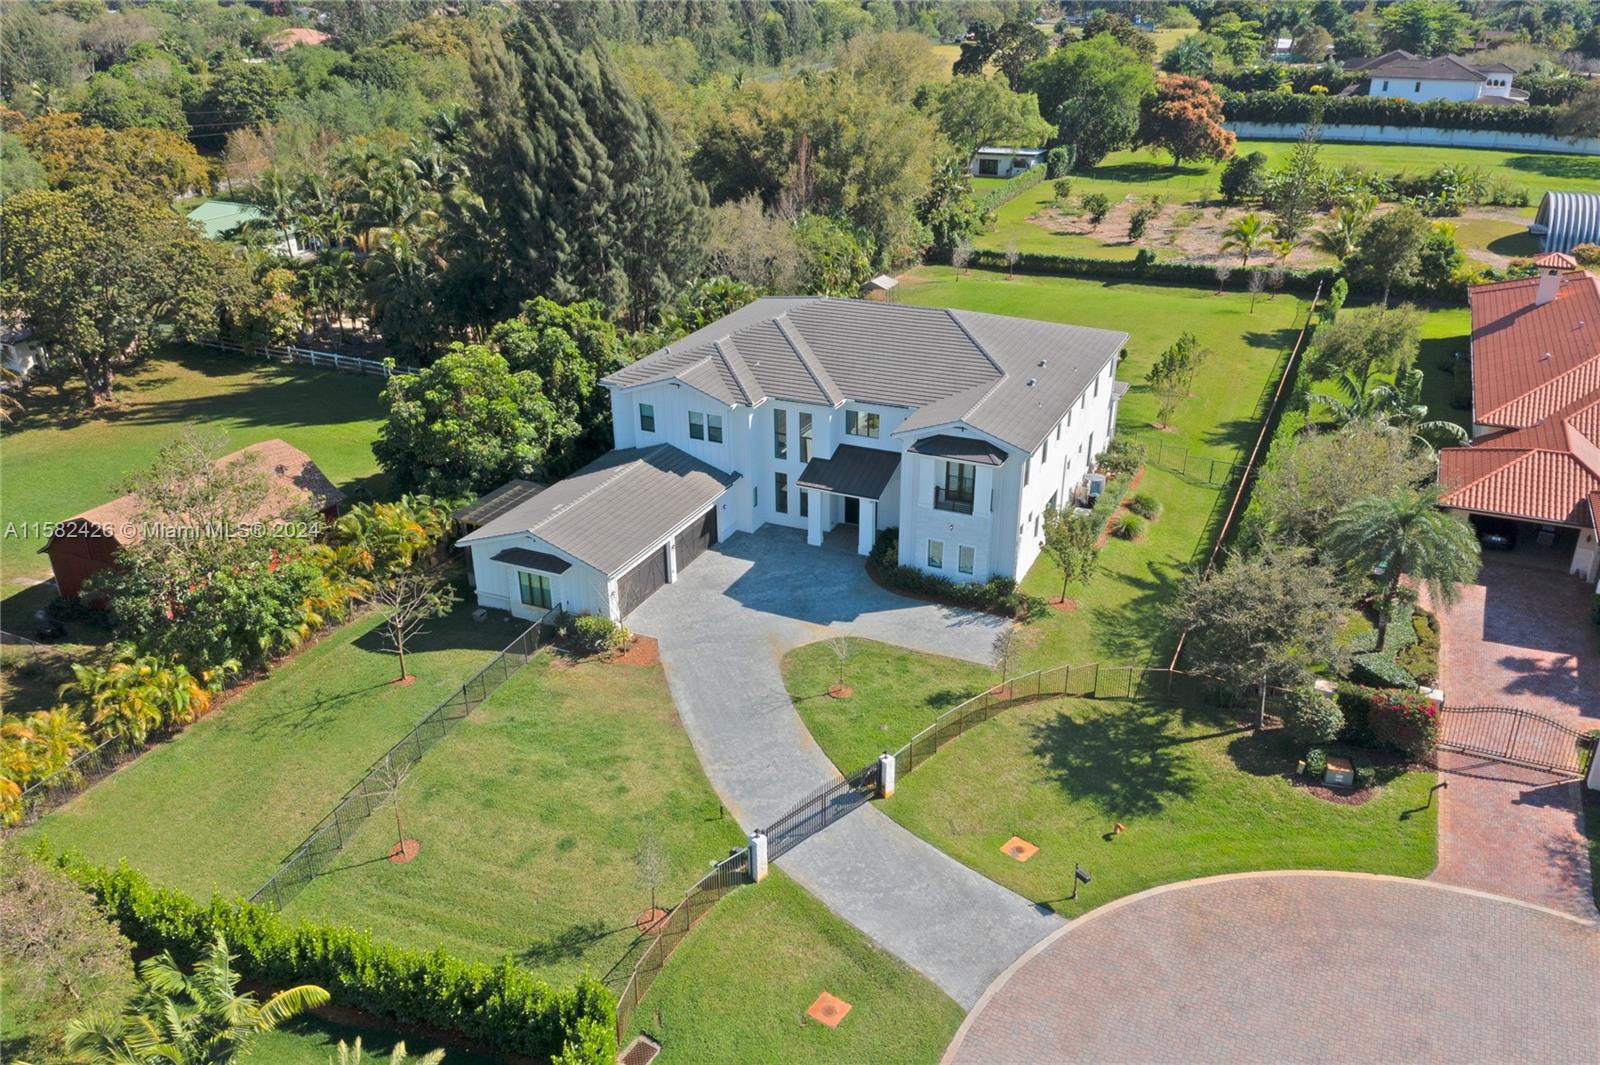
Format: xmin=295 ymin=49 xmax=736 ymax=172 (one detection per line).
xmin=1020 ymin=36 xmax=1155 ymax=168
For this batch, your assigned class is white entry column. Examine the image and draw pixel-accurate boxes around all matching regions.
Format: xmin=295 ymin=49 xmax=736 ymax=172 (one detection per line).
xmin=806 ymin=489 xmax=824 ymax=546
xmin=857 ymin=498 xmax=875 ymax=556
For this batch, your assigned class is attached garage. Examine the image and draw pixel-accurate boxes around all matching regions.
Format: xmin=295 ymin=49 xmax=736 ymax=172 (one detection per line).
xmin=458 ymin=445 xmax=739 ymax=623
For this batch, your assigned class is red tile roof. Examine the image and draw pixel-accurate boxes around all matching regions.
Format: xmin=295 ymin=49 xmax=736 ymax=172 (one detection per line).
xmin=1466 ymin=270 xmax=1600 ymax=428
xmin=1440 ymin=270 xmax=1600 ymax=528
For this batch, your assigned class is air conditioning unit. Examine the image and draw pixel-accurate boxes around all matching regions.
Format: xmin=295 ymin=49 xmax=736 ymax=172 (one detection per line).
xmin=1087 ymin=473 xmax=1107 ymax=498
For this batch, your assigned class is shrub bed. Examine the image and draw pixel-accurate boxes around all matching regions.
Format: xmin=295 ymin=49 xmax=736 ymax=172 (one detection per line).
xmin=1345 ymin=602 xmax=1439 ymax=690
xmin=867 ymin=529 xmax=1043 ymax=619
xmin=46 ymin=851 xmax=615 ymax=1063
xmin=1366 ymin=689 xmax=1441 ymax=759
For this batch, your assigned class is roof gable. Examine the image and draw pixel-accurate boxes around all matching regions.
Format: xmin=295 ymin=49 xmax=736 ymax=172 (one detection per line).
xmin=1468 ymin=270 xmax=1600 ymax=428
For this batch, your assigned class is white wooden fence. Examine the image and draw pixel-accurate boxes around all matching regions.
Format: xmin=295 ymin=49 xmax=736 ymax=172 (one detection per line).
xmin=200 ymin=338 xmax=418 ymax=378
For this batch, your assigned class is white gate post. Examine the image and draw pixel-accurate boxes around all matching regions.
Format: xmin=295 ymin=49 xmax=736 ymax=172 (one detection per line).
xmin=878 ymin=751 xmax=896 ymax=798
xmin=747 ymin=830 xmax=768 ymax=882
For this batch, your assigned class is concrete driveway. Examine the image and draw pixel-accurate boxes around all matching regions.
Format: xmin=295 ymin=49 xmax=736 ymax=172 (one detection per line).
xmin=626 ymin=527 xmax=1062 ymax=1007
xmin=1432 ymin=553 xmax=1599 ymax=919
xmin=945 ymin=873 xmax=1599 ymax=1065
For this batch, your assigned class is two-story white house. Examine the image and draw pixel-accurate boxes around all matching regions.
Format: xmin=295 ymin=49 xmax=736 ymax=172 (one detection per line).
xmin=1345 ymin=50 xmax=1524 ymax=104
xmin=457 ymin=298 xmax=1128 ymax=622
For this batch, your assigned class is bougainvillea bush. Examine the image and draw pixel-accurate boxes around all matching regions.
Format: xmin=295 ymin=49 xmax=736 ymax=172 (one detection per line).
xmin=1366 ymin=689 xmax=1440 ymax=759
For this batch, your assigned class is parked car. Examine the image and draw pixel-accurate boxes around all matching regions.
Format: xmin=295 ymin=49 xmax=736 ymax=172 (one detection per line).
xmin=1472 ymin=516 xmax=1517 ymax=551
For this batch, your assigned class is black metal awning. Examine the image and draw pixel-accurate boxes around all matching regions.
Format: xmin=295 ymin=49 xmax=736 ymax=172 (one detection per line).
xmin=490 ymin=547 xmax=572 ymax=574
xmin=905 ymin=434 xmax=1008 ymax=466
xmin=795 ymin=444 xmax=901 ymax=500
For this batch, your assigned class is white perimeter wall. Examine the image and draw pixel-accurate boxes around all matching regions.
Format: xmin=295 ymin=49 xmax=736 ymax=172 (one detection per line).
xmin=1227 ymin=121 xmax=1600 ymax=156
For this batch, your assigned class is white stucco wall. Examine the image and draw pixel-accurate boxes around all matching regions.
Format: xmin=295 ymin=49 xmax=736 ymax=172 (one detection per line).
xmin=1227 ymin=121 xmax=1600 ymax=156
xmin=1365 ymin=76 xmax=1482 ymax=103
xmin=466 ymin=532 xmax=611 ymax=619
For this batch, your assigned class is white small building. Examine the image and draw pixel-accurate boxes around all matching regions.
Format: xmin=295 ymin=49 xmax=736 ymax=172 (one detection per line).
xmin=458 ymin=298 xmax=1128 ymax=622
xmin=1346 ymin=50 xmax=1524 ymax=105
xmin=1 ymin=325 xmax=46 ymax=378
xmin=969 ymin=147 xmax=1047 ymax=179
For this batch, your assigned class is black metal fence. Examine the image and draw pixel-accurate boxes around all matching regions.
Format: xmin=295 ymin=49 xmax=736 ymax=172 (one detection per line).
xmin=614 ymin=848 xmax=748 ymax=1043
xmin=250 ymin=610 xmax=558 ymax=909
xmin=1142 ymin=439 xmax=1244 ymax=487
xmin=760 ymin=761 xmax=881 ymax=862
xmin=11 ymin=734 xmax=136 ymax=828
xmin=1437 ymin=704 xmax=1591 ymax=777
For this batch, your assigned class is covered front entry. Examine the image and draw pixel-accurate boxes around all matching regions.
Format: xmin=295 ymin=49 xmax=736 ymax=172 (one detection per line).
xmin=796 ymin=444 xmax=901 ymax=556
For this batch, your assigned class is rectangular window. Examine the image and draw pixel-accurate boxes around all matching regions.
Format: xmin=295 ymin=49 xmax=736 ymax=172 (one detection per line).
xmin=1055 ymin=420 xmax=1062 ymax=441
xmin=689 ymin=410 xmax=705 ymax=440
xmin=845 ymin=409 xmax=880 ymax=438
xmin=707 ymin=413 xmax=723 ymax=443
xmin=1041 ymin=438 xmax=1049 ymax=465
xmin=639 ymin=403 xmax=655 ymax=433
xmin=1414 ymin=81 xmax=1421 ymax=92
xmin=927 ymin=539 xmax=944 ymax=569
xmin=979 ymin=158 xmax=998 ymax=176
xmin=1024 ymin=457 xmax=1031 ymax=486
xmin=799 ymin=489 xmax=809 ymax=518
xmin=774 ymin=408 xmax=787 ymax=460
xmin=799 ymin=412 xmax=813 ymax=461
xmin=958 ymin=545 xmax=974 ymax=575
xmin=936 ymin=461 xmax=976 ymax=514
xmin=518 ymin=571 xmax=552 ymax=609
xmin=775 ymin=472 xmax=788 ymax=514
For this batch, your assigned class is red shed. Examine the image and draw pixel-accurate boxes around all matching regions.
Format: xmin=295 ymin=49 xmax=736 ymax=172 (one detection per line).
xmin=45 ymin=439 xmax=346 ymax=600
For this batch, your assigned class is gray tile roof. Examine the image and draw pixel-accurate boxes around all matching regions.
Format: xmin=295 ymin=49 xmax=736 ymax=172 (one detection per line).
xmin=795 ymin=444 xmax=903 ymax=499
xmin=906 ymin=434 xmax=1009 ymax=466
xmin=1348 ymin=49 xmax=1490 ymax=82
xmin=457 ymin=445 xmax=738 ymax=575
xmin=602 ymin=297 xmax=1126 ymax=452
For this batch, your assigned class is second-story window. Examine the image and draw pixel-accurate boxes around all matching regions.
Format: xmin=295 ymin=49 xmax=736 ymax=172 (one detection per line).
xmin=774 ymin=408 xmax=788 ymax=460
xmin=707 ymin=412 xmax=724 ymax=443
xmin=688 ymin=411 xmax=705 ymax=440
xmin=799 ymin=412 xmax=813 ymax=461
xmin=935 ymin=460 xmax=976 ymax=514
xmin=846 ymin=409 xmax=880 ymax=439
xmin=639 ymin=403 xmax=655 ymax=433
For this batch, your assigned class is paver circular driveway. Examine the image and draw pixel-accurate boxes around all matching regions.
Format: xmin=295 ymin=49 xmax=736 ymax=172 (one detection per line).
xmin=945 ymin=872 xmax=1599 ymax=1065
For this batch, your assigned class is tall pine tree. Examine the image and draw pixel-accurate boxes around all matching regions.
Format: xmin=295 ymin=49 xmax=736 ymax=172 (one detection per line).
xmin=459 ymin=13 xmax=704 ymax=329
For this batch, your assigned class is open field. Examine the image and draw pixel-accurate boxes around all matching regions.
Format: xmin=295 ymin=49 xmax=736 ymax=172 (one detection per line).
xmin=24 ymin=598 xmax=515 ymax=898
xmin=286 ymin=651 xmax=745 ymax=986
xmin=0 ymin=346 xmax=386 ymax=582
xmin=786 ymin=640 xmax=1439 ymax=920
xmin=627 ymin=870 xmax=965 ymax=1065
xmin=977 ymin=140 xmax=1597 ymax=258
xmin=900 ymin=267 xmax=1304 ymax=667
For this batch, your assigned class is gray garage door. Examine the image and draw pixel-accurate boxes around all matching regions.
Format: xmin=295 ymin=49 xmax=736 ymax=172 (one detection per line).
xmin=616 ymin=545 xmax=669 ymax=619
xmin=673 ymin=507 xmax=718 ymax=573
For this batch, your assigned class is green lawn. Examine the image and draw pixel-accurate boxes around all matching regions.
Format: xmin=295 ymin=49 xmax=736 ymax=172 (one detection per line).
xmin=0 ymin=345 xmax=386 ymax=581
xmin=977 ymin=140 xmax=1597 ymax=255
xmin=25 ymin=598 xmax=517 ymax=898
xmin=902 ymin=267 xmax=1305 ymax=668
xmin=284 ymin=652 xmax=745 ymax=987
xmin=248 ymin=1014 xmax=503 ymax=1065
xmin=627 ymin=870 xmax=964 ymax=1065
xmin=786 ymin=640 xmax=1438 ymax=920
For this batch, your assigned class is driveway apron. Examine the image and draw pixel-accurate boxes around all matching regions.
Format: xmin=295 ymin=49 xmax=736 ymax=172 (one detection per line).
xmin=626 ymin=528 xmax=1064 ymax=1007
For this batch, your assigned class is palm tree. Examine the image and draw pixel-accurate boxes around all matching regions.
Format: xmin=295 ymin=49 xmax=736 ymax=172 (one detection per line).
xmin=1311 ymin=369 xmax=1468 ymax=454
xmin=332 ymin=1036 xmax=445 ymax=1065
xmin=1312 ymin=206 xmax=1365 ymax=262
xmin=65 ymin=933 xmax=329 ymax=1065
xmin=1323 ymin=487 xmax=1482 ymax=650
xmin=1220 ymin=212 xmax=1271 ymax=269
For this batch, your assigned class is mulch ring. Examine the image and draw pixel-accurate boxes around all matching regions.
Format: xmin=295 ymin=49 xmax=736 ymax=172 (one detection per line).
xmin=1093 ymin=467 xmax=1146 ymax=549
xmin=1290 ymin=777 xmax=1377 ymax=806
xmin=828 ymin=683 xmax=854 ymax=699
xmin=1049 ymin=596 xmax=1078 ymax=613
xmin=634 ymin=906 xmax=670 ymax=933
xmin=612 ymin=634 xmax=660 ymax=667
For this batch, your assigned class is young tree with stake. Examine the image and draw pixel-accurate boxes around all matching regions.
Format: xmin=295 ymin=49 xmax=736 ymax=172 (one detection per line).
xmin=371 ymin=572 xmax=458 ymax=683
xmin=1042 ymin=509 xmax=1100 ymax=607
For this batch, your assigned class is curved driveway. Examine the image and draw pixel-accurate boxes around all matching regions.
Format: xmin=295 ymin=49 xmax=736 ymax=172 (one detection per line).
xmin=627 ymin=528 xmax=1061 ymax=1008
xmin=946 ymin=872 xmax=1599 ymax=1065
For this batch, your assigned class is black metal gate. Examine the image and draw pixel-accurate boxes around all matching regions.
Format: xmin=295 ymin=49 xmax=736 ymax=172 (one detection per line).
xmin=761 ymin=761 xmax=880 ymax=861
xmin=1437 ymin=705 xmax=1591 ymax=777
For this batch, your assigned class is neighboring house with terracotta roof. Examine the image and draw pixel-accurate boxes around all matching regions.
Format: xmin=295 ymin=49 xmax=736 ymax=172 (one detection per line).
xmin=457 ymin=298 xmax=1129 ymax=622
xmin=1438 ymin=254 xmax=1600 ymax=585
xmin=1346 ymin=50 xmax=1525 ymax=104
xmin=46 ymin=440 xmax=345 ymax=599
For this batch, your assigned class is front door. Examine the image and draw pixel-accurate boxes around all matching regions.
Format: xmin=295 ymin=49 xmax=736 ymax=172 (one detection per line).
xmin=843 ymin=497 xmax=860 ymax=525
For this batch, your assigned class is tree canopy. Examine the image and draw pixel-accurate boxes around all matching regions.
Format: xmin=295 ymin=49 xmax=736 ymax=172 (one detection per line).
xmin=1020 ymin=35 xmax=1154 ymax=168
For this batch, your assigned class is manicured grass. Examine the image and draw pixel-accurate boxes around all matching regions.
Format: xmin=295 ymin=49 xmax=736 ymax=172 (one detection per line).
xmin=785 ymin=640 xmax=1438 ymax=920
xmin=1454 ymin=215 xmax=1541 ymax=260
xmin=627 ymin=869 xmax=965 ymax=1065
xmin=0 ymin=345 xmax=386 ymax=581
xmin=285 ymin=651 xmax=745 ymax=986
xmin=902 ymin=267 xmax=1305 ymax=667
xmin=250 ymin=1014 xmax=503 ymax=1065
xmin=25 ymin=598 xmax=518 ymax=898
xmin=978 ymin=140 xmax=1596 ymax=255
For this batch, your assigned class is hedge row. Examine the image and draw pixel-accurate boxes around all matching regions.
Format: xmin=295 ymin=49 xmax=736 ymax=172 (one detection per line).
xmin=47 ymin=852 xmax=615 ymax=1064
xmin=1224 ymin=90 xmax=1567 ymax=134
xmin=977 ymin=165 xmax=1047 ymax=214
xmin=968 ymin=246 xmax=1337 ymax=295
